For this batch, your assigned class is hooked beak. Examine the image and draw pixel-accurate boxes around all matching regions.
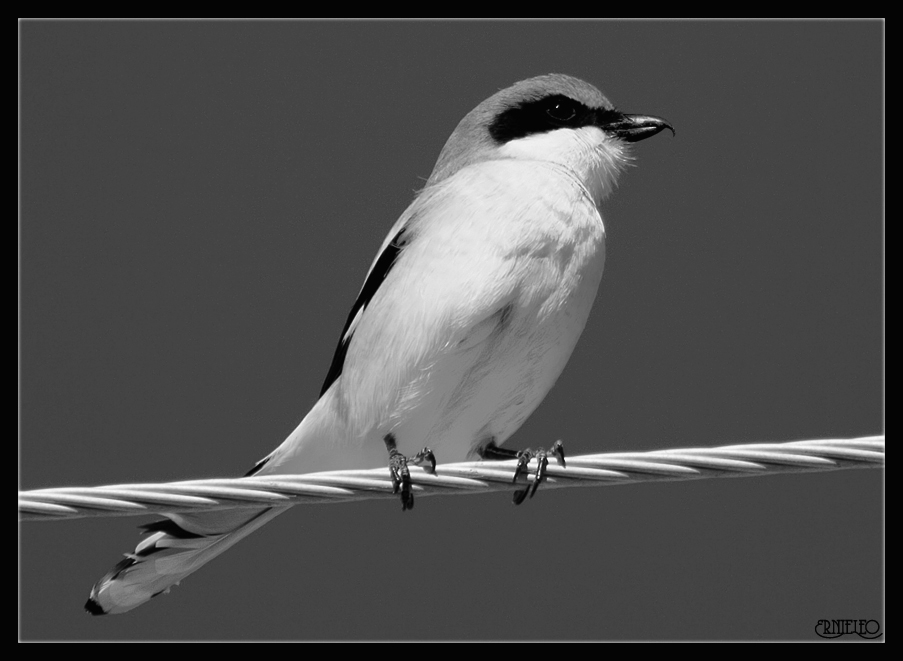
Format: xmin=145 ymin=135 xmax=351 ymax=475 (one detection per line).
xmin=597 ymin=112 xmax=674 ymax=143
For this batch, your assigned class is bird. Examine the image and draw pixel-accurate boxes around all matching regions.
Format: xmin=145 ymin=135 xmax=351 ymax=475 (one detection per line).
xmin=85 ymin=73 xmax=672 ymax=614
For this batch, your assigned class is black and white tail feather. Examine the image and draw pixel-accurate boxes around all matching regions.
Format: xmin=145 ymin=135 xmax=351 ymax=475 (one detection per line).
xmin=86 ymin=507 xmax=285 ymax=614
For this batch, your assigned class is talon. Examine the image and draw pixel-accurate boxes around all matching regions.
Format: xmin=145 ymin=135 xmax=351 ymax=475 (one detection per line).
xmin=514 ymin=442 xmax=565 ymax=504
xmin=513 ymin=451 xmax=532 ymax=484
xmin=388 ymin=452 xmax=409 ymax=494
xmin=399 ymin=466 xmax=413 ymax=511
xmin=412 ymin=447 xmax=437 ymax=474
xmin=479 ymin=438 xmax=566 ymax=505
xmin=528 ymin=454 xmax=550 ymax=499
xmin=551 ymin=439 xmax=566 ymax=468
xmin=396 ymin=464 xmax=413 ymax=511
xmin=401 ymin=481 xmax=414 ymax=511
xmin=384 ymin=434 xmax=434 ymax=511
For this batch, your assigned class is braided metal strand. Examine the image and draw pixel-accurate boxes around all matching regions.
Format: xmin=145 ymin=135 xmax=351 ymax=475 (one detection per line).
xmin=19 ymin=435 xmax=884 ymax=521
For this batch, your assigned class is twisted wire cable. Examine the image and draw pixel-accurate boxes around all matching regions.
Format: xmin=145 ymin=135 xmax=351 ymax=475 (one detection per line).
xmin=19 ymin=435 xmax=884 ymax=521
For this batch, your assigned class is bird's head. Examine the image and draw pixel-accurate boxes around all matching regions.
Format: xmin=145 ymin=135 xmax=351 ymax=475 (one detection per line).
xmin=427 ymin=74 xmax=673 ymax=203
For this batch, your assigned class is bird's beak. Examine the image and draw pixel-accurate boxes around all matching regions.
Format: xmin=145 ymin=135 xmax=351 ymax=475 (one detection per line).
xmin=598 ymin=113 xmax=674 ymax=143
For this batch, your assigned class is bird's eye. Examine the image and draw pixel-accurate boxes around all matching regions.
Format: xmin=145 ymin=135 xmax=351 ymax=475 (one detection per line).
xmin=546 ymin=100 xmax=577 ymax=122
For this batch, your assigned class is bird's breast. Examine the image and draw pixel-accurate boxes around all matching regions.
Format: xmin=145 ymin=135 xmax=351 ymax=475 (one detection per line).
xmin=307 ymin=161 xmax=608 ymax=467
xmin=389 ymin=165 xmax=607 ymax=460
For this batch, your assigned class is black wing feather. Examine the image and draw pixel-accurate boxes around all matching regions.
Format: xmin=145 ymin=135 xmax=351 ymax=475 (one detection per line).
xmin=319 ymin=227 xmax=411 ymax=396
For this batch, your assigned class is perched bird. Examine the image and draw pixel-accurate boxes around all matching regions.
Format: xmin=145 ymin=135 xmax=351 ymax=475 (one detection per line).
xmin=86 ymin=73 xmax=672 ymax=614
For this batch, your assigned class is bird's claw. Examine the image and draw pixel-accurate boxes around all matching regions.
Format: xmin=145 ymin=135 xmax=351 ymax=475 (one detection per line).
xmin=410 ymin=447 xmax=437 ymax=474
xmin=511 ymin=440 xmax=566 ymax=505
xmin=550 ymin=439 xmax=566 ymax=467
xmin=388 ymin=451 xmax=414 ymax=511
xmin=384 ymin=434 xmax=435 ymax=511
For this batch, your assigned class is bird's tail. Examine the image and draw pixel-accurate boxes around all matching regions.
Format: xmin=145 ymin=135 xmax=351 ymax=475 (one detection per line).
xmin=85 ymin=394 xmax=350 ymax=615
xmin=85 ymin=506 xmax=287 ymax=615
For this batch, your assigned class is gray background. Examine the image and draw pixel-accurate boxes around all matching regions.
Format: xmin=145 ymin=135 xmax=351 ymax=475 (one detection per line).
xmin=20 ymin=20 xmax=883 ymax=640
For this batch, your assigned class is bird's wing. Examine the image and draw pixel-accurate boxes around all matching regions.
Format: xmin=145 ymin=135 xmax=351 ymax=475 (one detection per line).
xmin=330 ymin=165 xmax=548 ymax=438
xmin=319 ymin=220 xmax=414 ymax=397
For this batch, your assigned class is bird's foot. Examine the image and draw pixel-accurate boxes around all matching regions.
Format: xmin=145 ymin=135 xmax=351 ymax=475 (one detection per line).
xmin=480 ymin=439 xmax=566 ymax=505
xmin=384 ymin=433 xmax=436 ymax=511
